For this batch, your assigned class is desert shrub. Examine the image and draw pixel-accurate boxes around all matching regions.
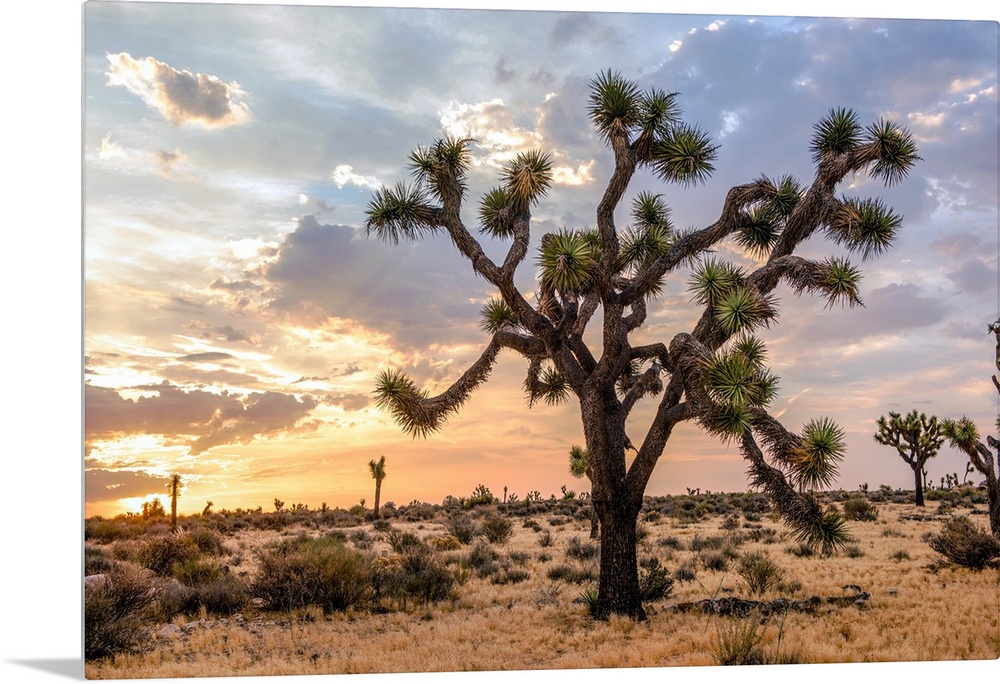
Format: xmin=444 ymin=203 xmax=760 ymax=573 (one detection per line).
xmin=376 ymin=546 xmax=456 ymax=607
xmin=491 ymin=567 xmax=530 ymax=585
xmin=580 ymin=586 xmax=600 ymax=617
xmin=349 ymin=529 xmax=373 ymax=549
xmin=85 ymin=564 xmax=156 ymax=660
xmin=171 ymin=557 xmax=228 ymax=586
xmin=481 ymin=515 xmax=514 ymax=544
xmin=547 ymin=564 xmax=596 ymax=584
xmin=786 ymin=542 xmax=815 ymax=558
xmin=137 ymin=534 xmax=200 ymax=576
xmin=548 ymin=516 xmax=570 ymax=527
xmin=85 ymin=546 xmax=114 ymax=575
xmin=85 ymin=517 xmax=143 ymax=543
xmin=638 ymin=557 xmax=674 ymax=601
xmin=743 ymin=527 xmax=778 ymax=544
xmin=700 ymin=550 xmax=730 ymax=572
xmin=842 ymin=496 xmax=879 ymax=521
xmin=735 ymin=551 xmax=783 ymax=597
xmin=372 ymin=518 xmax=392 ymax=532
xmin=430 ymin=534 xmax=462 ymax=551
xmin=565 ymin=536 xmax=598 ymax=561
xmin=538 ymin=530 xmax=553 ymax=548
xmin=187 ymin=528 xmax=228 ymax=555
xmin=713 ymin=614 xmax=768 ymax=666
xmin=889 ymin=549 xmax=911 ymax=562
xmin=252 ymin=536 xmax=371 ymax=612
xmin=928 ymin=516 xmax=1000 ymax=570
xmin=184 ymin=573 xmax=249 ymax=615
xmin=843 ymin=544 xmax=865 ymax=558
xmin=657 ymin=535 xmax=683 ymax=550
xmin=690 ymin=533 xmax=727 ymax=552
xmin=635 ymin=522 xmax=651 ymax=544
xmin=446 ymin=516 xmax=479 ymax=544
xmin=508 ymin=550 xmax=531 ymax=566
xmin=383 ymin=528 xmax=424 ymax=554
xmin=465 ymin=541 xmax=503 ymax=578
xmin=674 ymin=561 xmax=697 ymax=583
xmin=721 ymin=514 xmax=741 ymax=530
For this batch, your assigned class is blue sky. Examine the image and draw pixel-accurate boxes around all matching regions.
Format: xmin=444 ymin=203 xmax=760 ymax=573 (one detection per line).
xmin=4 ymin=1 xmax=999 ymax=683
xmin=77 ymin=2 xmax=999 ymax=516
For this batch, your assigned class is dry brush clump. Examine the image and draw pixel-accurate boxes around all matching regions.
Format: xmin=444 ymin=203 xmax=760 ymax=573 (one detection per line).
xmin=927 ymin=516 xmax=1000 ymax=570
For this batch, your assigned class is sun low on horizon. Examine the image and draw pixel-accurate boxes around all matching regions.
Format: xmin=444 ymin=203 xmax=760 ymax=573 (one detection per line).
xmin=83 ymin=3 xmax=998 ymax=521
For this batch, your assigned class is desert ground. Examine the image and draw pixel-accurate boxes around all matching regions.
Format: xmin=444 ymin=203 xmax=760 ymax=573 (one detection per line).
xmin=84 ymin=487 xmax=999 ymax=679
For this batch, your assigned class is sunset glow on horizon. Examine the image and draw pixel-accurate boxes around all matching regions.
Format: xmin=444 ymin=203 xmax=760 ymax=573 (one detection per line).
xmin=83 ymin=3 xmax=998 ymax=520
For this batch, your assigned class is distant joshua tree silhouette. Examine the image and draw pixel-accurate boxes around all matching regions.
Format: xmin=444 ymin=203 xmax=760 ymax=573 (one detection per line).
xmin=369 ymin=455 xmax=387 ymax=519
xmin=167 ymin=474 xmax=182 ymax=532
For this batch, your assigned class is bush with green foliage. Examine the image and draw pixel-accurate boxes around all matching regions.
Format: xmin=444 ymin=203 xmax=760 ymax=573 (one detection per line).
xmin=842 ymin=496 xmax=879 ymax=521
xmin=446 ymin=515 xmax=479 ymax=544
xmin=735 ymin=551 xmax=783 ymax=596
xmin=480 ymin=514 xmax=514 ymax=544
xmin=252 ymin=536 xmax=371 ymax=612
xmin=637 ymin=557 xmax=674 ymax=601
xmin=85 ymin=564 xmax=156 ymax=660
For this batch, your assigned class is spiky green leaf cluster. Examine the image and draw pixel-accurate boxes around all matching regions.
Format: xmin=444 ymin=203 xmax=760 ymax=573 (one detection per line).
xmin=810 ymin=108 xmax=861 ymax=162
xmin=588 ymin=70 xmax=642 ymax=141
xmin=941 ymin=417 xmax=981 ymax=450
xmin=765 ymin=174 xmax=803 ymax=218
xmin=538 ymin=230 xmax=599 ymax=293
xmin=479 ymin=296 xmax=519 ymax=334
xmin=503 ymin=149 xmax=553 ymax=207
xmin=525 ymin=362 xmax=571 ymax=407
xmin=790 ymin=505 xmax=851 ymax=555
xmin=714 ymin=286 xmax=777 ymax=335
xmin=365 ymin=182 xmax=437 ymax=244
xmin=688 ymin=257 xmax=744 ymax=308
xmin=735 ymin=205 xmax=781 ymax=258
xmin=407 ymin=136 xmax=473 ymax=199
xmin=699 ymin=340 xmax=779 ymax=439
xmin=478 ymin=186 xmax=515 ymax=238
xmin=569 ymin=445 xmax=590 ymax=478
xmin=650 ymin=124 xmax=718 ymax=186
xmin=372 ymin=368 xmax=437 ymax=438
xmin=829 ymin=197 xmax=901 ymax=260
xmin=864 ymin=118 xmax=920 ymax=186
xmin=789 ymin=417 xmax=845 ymax=491
xmin=820 ymin=257 xmax=863 ymax=308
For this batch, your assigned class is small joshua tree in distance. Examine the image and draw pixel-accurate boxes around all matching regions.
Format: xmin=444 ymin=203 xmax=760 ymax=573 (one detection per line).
xmin=873 ymin=410 xmax=943 ymax=506
xmin=369 ymin=455 xmax=387 ymax=519
xmin=168 ymin=473 xmax=182 ymax=532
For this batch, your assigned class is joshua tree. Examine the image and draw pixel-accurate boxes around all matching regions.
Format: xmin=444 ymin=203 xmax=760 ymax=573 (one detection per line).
xmin=873 ymin=410 xmax=944 ymax=507
xmin=569 ymin=445 xmax=599 ymax=539
xmin=366 ymin=70 xmax=919 ymax=619
xmin=941 ymin=320 xmax=1000 ymax=537
xmin=167 ymin=473 xmax=182 ymax=532
xmin=202 ymin=501 xmax=213 ymax=516
xmin=368 ymin=455 xmax=387 ymax=519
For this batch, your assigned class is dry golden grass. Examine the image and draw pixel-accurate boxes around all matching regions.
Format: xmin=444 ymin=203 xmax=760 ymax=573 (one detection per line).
xmin=85 ymin=498 xmax=1000 ymax=679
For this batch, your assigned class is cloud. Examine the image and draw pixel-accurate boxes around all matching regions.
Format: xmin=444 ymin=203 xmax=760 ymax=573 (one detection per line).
xmin=331 ymin=164 xmax=381 ymax=189
xmin=106 ymin=52 xmax=252 ymax=128
xmin=325 ymin=392 xmax=370 ymax=411
xmin=85 ymin=468 xmax=169 ymax=503
xmin=85 ymin=382 xmax=317 ymax=455
xmin=178 ymin=352 xmax=234 ymax=362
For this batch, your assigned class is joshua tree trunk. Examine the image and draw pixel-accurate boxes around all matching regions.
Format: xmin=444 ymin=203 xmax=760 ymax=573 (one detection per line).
xmin=594 ymin=497 xmax=644 ymax=620
xmin=913 ymin=466 xmax=925 ymax=507
xmin=373 ymin=479 xmax=382 ymax=519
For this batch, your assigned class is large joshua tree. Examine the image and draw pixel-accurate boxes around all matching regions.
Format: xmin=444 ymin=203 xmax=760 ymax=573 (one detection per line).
xmin=873 ymin=410 xmax=944 ymax=507
xmin=365 ymin=71 xmax=919 ymax=619
xmin=941 ymin=320 xmax=1000 ymax=537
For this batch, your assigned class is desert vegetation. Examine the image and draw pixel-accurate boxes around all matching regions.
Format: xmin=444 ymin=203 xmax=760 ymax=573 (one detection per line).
xmin=84 ymin=486 xmax=999 ymax=678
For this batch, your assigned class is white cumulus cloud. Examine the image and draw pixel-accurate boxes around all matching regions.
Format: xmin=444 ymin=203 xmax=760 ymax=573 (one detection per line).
xmin=106 ymin=52 xmax=252 ymax=128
